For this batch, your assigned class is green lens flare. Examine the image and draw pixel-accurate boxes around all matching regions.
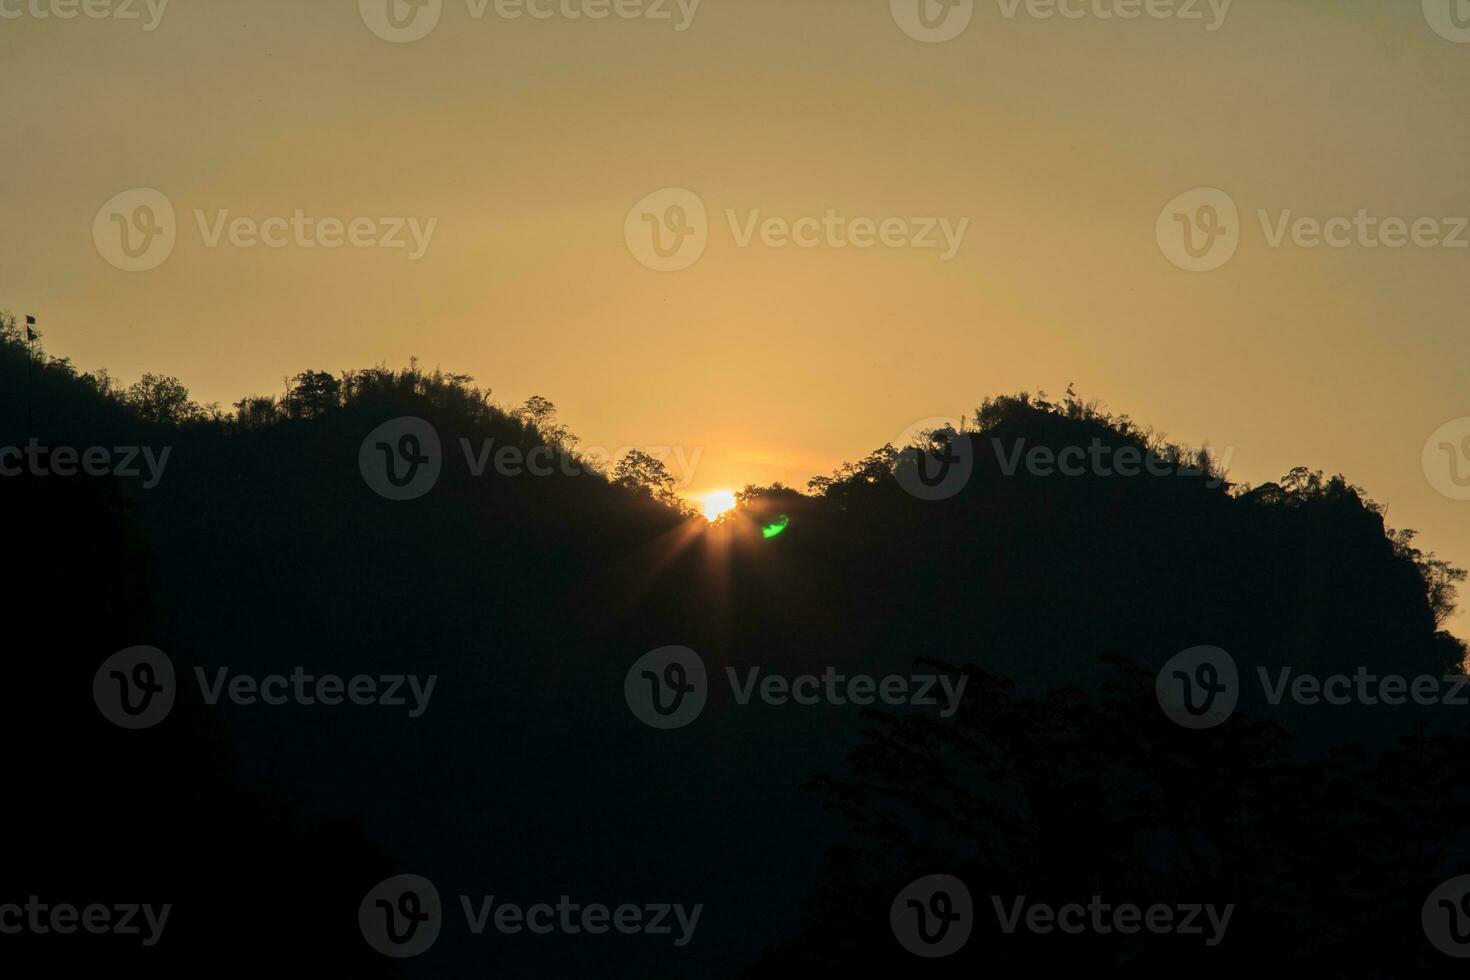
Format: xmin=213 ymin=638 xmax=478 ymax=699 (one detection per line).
xmin=762 ymin=515 xmax=789 ymax=539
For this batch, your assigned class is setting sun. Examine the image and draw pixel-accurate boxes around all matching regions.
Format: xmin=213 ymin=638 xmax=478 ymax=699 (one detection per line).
xmin=701 ymin=489 xmax=739 ymax=522
xmin=7 ymin=0 xmax=1470 ymax=970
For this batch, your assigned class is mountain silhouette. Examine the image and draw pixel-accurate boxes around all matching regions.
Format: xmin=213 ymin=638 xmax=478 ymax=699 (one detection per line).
xmin=4 ymin=314 xmax=1467 ymax=976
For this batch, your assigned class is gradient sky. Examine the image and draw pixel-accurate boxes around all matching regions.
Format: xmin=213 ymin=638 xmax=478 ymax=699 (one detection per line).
xmin=4 ymin=0 xmax=1469 ymax=633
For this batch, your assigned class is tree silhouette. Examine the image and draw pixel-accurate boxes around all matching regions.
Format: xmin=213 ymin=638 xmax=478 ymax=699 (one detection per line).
xmin=2 ymin=318 xmax=1466 ymax=976
xmin=516 ymin=394 xmax=578 ymax=451
xmin=282 ymin=370 xmax=342 ymax=420
xmin=122 ymin=372 xmax=204 ymax=425
xmin=614 ymin=448 xmax=683 ymax=508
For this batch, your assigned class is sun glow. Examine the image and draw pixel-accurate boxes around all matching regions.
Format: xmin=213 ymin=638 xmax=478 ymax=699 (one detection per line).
xmin=701 ymin=489 xmax=739 ymax=522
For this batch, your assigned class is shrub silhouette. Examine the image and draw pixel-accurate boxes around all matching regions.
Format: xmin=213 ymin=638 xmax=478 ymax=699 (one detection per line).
xmin=2 ymin=317 xmax=1465 ymax=976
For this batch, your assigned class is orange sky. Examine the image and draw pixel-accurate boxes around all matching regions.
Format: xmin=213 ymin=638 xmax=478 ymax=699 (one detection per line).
xmin=4 ymin=0 xmax=1468 ymax=633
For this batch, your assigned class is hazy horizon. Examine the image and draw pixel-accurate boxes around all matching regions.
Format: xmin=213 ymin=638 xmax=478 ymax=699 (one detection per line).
xmin=5 ymin=0 xmax=1468 ymax=634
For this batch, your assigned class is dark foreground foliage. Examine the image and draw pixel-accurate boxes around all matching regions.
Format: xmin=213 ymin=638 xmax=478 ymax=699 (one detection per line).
xmin=3 ymin=316 xmax=1465 ymax=976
